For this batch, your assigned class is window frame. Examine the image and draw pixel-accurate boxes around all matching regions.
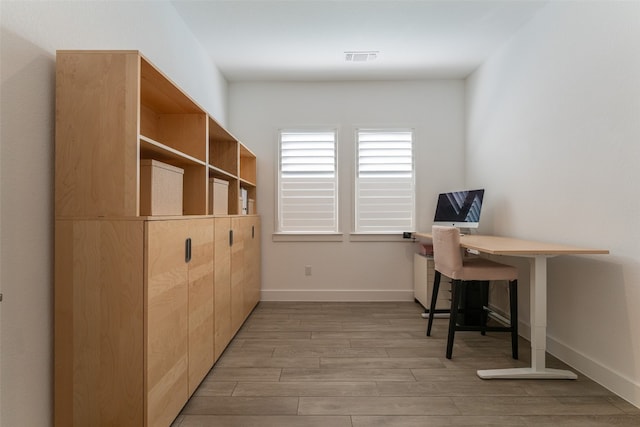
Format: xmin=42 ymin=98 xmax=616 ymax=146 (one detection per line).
xmin=275 ymin=128 xmax=340 ymax=236
xmin=353 ymin=128 xmax=416 ymax=235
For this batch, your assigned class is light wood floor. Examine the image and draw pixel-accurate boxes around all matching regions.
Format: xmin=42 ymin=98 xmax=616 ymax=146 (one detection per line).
xmin=172 ymin=301 xmax=640 ymax=427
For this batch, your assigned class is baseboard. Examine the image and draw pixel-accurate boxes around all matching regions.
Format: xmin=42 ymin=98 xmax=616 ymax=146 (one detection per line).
xmin=546 ymin=334 xmax=640 ymax=409
xmin=518 ymin=320 xmax=640 ymax=409
xmin=260 ymin=289 xmax=415 ymax=302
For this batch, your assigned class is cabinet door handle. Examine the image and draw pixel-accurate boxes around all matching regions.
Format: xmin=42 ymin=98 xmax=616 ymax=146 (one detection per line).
xmin=185 ymin=238 xmax=192 ymax=263
xmin=252 ymin=225 xmax=255 ymax=239
xmin=229 ymin=230 xmax=233 ymax=247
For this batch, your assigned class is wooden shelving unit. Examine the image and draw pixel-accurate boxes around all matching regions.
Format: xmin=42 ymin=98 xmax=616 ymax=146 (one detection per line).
xmin=55 ymin=50 xmax=256 ymax=218
xmin=54 ymin=50 xmax=260 ymax=427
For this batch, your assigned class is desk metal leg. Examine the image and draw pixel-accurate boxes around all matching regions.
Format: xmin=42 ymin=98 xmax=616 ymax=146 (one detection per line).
xmin=477 ymin=255 xmax=577 ymax=380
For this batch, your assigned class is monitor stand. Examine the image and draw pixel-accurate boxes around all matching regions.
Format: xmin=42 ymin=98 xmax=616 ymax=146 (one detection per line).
xmin=458 ymin=227 xmax=473 ymax=236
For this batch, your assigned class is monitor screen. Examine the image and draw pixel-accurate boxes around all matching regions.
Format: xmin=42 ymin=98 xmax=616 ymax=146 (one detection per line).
xmin=433 ymin=189 xmax=485 ymax=229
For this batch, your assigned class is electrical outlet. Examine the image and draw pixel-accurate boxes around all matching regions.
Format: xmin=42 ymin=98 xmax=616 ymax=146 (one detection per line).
xmin=305 ymin=265 xmax=312 ymax=276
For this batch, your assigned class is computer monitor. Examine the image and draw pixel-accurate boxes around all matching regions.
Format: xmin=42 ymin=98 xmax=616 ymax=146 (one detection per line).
xmin=433 ymin=189 xmax=485 ymax=229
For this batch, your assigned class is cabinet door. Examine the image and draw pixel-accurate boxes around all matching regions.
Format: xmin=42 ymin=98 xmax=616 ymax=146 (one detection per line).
xmin=214 ymin=217 xmax=231 ymax=361
xmin=186 ymin=219 xmax=214 ymax=394
xmin=145 ymin=220 xmax=189 ymax=427
xmin=230 ymin=217 xmax=246 ymax=334
xmin=243 ymin=216 xmax=261 ymax=315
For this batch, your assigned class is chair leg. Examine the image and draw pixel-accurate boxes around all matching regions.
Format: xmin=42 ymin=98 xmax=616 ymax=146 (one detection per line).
xmin=426 ymin=270 xmax=441 ymax=336
xmin=480 ymin=281 xmax=489 ymax=336
xmin=509 ymin=279 xmax=519 ymax=360
xmin=446 ymin=280 xmax=462 ymax=359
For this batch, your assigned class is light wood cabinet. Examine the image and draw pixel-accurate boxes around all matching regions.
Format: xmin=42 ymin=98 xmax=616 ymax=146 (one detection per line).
xmin=145 ymin=218 xmax=214 ymax=424
xmin=231 ymin=216 xmax=262 ymax=335
xmin=55 ymin=50 xmax=257 ymax=218
xmin=55 ymin=51 xmax=209 ymax=217
xmin=242 ymin=216 xmax=261 ymax=318
xmin=230 ymin=217 xmax=246 ymax=335
xmin=55 ymin=219 xmax=216 ymax=427
xmin=214 ymin=216 xmax=261 ymax=358
xmin=55 ymin=50 xmax=260 ymax=427
xmin=145 ymin=220 xmax=190 ymax=427
xmin=55 ymin=219 xmax=145 ymax=427
xmin=207 ymin=122 xmax=258 ymax=215
xmin=214 ymin=217 xmax=232 ymax=361
xmin=183 ymin=220 xmax=214 ymax=395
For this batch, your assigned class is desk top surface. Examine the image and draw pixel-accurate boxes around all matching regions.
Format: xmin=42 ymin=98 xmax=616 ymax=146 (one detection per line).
xmin=415 ymin=233 xmax=609 ymax=256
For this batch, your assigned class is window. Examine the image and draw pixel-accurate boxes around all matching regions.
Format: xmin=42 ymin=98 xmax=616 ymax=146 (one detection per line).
xmin=277 ymin=130 xmax=338 ymax=233
xmin=355 ymin=129 xmax=415 ymax=233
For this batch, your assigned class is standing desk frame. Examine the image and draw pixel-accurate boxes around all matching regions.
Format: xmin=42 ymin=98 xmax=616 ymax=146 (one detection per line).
xmin=416 ymin=233 xmax=608 ymax=380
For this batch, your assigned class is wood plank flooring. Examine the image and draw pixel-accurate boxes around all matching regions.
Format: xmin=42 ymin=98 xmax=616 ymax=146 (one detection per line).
xmin=172 ymin=301 xmax=640 ymax=426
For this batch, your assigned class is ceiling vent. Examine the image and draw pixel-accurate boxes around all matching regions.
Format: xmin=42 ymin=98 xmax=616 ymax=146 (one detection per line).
xmin=344 ymin=51 xmax=378 ymax=62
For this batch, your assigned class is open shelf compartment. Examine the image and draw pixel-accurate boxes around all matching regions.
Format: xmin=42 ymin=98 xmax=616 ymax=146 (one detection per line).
xmin=140 ymin=57 xmax=207 ymax=162
xmin=208 ymin=116 xmax=239 ymax=176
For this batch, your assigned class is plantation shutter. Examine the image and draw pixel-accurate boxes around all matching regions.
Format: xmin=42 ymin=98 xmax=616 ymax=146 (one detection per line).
xmin=278 ymin=130 xmax=338 ymax=233
xmin=355 ymin=129 xmax=415 ymax=233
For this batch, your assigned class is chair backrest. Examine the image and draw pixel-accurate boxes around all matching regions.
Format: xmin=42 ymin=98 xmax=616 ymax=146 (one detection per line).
xmin=432 ymin=225 xmax=463 ymax=278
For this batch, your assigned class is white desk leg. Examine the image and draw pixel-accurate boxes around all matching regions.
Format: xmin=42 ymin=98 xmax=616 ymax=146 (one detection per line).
xmin=477 ymin=255 xmax=577 ymax=380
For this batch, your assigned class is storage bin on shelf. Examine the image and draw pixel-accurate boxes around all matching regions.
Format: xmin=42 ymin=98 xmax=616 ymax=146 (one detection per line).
xmin=209 ymin=178 xmax=229 ymax=215
xmin=140 ymin=159 xmax=184 ymax=216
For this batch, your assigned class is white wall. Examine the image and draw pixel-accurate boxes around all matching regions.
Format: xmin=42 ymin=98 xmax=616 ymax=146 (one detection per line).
xmin=229 ymin=81 xmax=465 ymax=301
xmin=466 ymin=1 xmax=640 ymax=407
xmin=0 ymin=2 xmax=228 ymax=425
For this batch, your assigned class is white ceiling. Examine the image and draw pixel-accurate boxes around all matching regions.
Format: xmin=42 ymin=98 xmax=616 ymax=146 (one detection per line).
xmin=171 ymin=0 xmax=548 ymax=82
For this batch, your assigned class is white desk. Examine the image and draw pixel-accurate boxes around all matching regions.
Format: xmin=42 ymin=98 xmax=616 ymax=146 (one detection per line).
xmin=415 ymin=233 xmax=609 ymax=380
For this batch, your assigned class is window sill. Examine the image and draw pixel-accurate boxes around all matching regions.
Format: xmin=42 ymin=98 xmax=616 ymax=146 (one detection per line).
xmin=349 ymin=233 xmax=413 ymax=242
xmin=271 ymin=232 xmax=416 ymax=243
xmin=272 ymin=233 xmax=344 ymax=242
